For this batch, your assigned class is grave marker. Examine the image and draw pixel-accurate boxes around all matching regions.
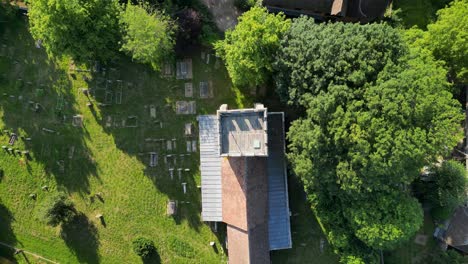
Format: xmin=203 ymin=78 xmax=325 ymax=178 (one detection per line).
xmin=191 ymin=140 xmax=197 ymax=152
xmin=166 ymin=140 xmax=172 ymax=151
xmin=150 ymin=105 xmax=156 ymax=118
xmin=185 ymin=123 xmax=192 ymax=136
xmin=149 ymin=152 xmax=158 ymax=167
xmin=186 ymin=141 xmax=192 ymax=152
xmin=72 ymin=115 xmax=83 ymax=127
xmin=184 ymin=83 xmax=193 ymax=98
xmin=169 ymin=168 xmax=174 ymax=180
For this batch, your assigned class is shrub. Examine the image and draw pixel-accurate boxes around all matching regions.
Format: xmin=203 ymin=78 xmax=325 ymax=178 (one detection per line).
xmin=132 ymin=237 xmax=155 ymax=258
xmin=37 ymin=193 xmax=75 ymax=227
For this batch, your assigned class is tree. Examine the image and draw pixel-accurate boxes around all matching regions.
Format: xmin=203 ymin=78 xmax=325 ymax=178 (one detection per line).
xmin=274 ymin=18 xmax=404 ymax=105
xmin=120 ymin=3 xmax=176 ymax=71
xmin=176 ymin=8 xmax=202 ymax=43
xmin=214 ymin=7 xmax=290 ymax=88
xmin=132 ymin=237 xmax=156 ymax=258
xmin=29 ymin=0 xmax=121 ymax=62
xmin=402 ymin=0 xmax=468 ymax=84
xmin=427 ymin=0 xmax=468 ymax=84
xmin=431 ymin=160 xmax=467 ymax=219
xmin=37 ymin=193 xmax=76 ymax=227
xmin=285 ymin=18 xmax=463 ymax=262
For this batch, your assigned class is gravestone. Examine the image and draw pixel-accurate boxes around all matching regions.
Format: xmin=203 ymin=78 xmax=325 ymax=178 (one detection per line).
xmin=149 ymin=152 xmax=158 ymax=167
xmin=191 ymin=140 xmax=197 ymax=152
xmin=186 ymin=141 xmax=192 ymax=152
xmin=185 ymin=123 xmax=192 ymax=136
xmin=169 ymin=168 xmax=174 ymax=180
xmin=150 ymin=105 xmax=156 ymax=118
xmin=72 ymin=115 xmax=83 ymax=127
xmin=166 ymin=140 xmax=172 ymax=151
xmin=185 ymin=83 xmax=193 ymax=98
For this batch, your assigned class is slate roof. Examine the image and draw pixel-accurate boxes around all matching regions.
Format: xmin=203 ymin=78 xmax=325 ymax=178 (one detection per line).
xmin=198 ymin=108 xmax=292 ymax=251
xmin=444 ymin=206 xmax=468 ymax=253
xmin=267 ymin=113 xmax=292 ymax=250
xmin=198 ymin=115 xmax=222 ymax=221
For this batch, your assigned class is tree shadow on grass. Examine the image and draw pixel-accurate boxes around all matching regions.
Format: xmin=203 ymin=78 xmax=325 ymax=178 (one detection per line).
xmin=60 ymin=213 xmax=100 ymax=264
xmin=0 ymin=17 xmax=98 ymax=195
xmin=83 ymin=51 xmax=215 ymax=232
xmin=0 ymin=203 xmax=17 ymax=261
xmin=141 ymin=251 xmax=161 ymax=264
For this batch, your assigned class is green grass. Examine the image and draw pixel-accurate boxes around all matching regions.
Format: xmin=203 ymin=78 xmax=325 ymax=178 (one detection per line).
xmin=271 ymin=175 xmax=339 ymax=264
xmin=0 ymin=15 xmax=253 ymax=264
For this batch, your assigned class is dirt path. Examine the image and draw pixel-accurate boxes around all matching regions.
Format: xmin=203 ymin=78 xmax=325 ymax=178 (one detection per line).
xmin=201 ymin=0 xmax=240 ymax=31
xmin=0 ymin=242 xmax=60 ymax=264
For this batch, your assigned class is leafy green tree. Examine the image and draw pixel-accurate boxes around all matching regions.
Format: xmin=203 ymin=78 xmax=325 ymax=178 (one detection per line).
xmin=285 ymin=17 xmax=463 ymax=262
xmin=214 ymin=7 xmax=290 ymax=88
xmin=403 ymin=0 xmax=468 ymax=84
xmin=29 ymin=0 xmax=121 ymax=62
xmin=431 ymin=160 xmax=467 ymax=219
xmin=275 ymin=18 xmax=404 ymax=105
xmin=37 ymin=193 xmax=76 ymax=227
xmin=120 ymin=3 xmax=176 ymax=71
xmin=427 ymin=0 xmax=468 ymax=83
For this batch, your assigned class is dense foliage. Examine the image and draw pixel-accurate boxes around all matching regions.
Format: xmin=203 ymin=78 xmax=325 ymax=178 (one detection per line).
xmin=37 ymin=193 xmax=76 ymax=227
xmin=132 ymin=237 xmax=156 ymax=258
xmin=29 ymin=0 xmax=121 ymax=62
xmin=431 ymin=161 xmax=467 ymax=219
xmin=427 ymin=0 xmax=468 ymax=83
xmin=402 ymin=0 xmax=468 ymax=84
xmin=284 ymin=18 xmax=463 ymax=263
xmin=120 ymin=3 xmax=175 ymax=71
xmin=275 ymin=20 xmax=404 ymax=105
xmin=215 ymin=7 xmax=290 ymax=88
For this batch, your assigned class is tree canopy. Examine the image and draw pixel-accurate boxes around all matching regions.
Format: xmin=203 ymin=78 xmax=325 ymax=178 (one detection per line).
xmin=120 ymin=3 xmax=176 ymax=71
xmin=29 ymin=0 xmax=121 ymax=62
xmin=402 ymin=0 xmax=468 ymax=84
xmin=431 ymin=160 xmax=467 ymax=219
xmin=214 ymin=7 xmax=290 ymax=88
xmin=427 ymin=0 xmax=468 ymax=83
xmin=285 ymin=17 xmax=463 ymax=262
xmin=275 ymin=19 xmax=404 ymax=105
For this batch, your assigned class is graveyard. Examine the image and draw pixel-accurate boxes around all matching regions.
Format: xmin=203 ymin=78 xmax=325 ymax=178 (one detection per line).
xmin=0 ymin=15 xmax=246 ymax=263
xmin=0 ymin=10 xmax=341 ymax=264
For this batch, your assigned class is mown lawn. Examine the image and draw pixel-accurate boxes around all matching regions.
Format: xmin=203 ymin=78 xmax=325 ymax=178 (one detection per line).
xmin=0 ymin=15 xmax=247 ymax=264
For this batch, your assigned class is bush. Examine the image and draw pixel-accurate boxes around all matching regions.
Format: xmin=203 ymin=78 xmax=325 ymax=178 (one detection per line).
xmin=132 ymin=237 xmax=155 ymax=258
xmin=37 ymin=193 xmax=75 ymax=227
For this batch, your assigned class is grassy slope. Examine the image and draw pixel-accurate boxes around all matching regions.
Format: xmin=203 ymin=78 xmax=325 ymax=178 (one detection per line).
xmin=0 ymin=16 xmax=248 ymax=264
